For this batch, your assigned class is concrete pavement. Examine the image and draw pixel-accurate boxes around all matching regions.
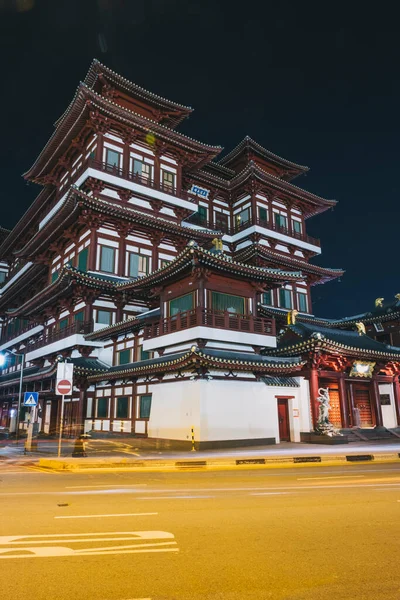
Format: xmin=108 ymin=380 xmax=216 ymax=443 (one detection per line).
xmin=1 ymin=464 xmax=400 ymax=599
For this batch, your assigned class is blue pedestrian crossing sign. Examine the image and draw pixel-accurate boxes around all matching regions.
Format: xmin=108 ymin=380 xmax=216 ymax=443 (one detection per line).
xmin=23 ymin=392 xmax=39 ymax=407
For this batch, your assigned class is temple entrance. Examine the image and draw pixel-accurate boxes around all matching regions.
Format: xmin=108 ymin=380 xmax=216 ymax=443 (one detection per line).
xmin=277 ymin=399 xmax=290 ymax=441
xmin=354 ymin=387 xmax=374 ymax=427
xmin=326 ymin=385 xmax=342 ymax=428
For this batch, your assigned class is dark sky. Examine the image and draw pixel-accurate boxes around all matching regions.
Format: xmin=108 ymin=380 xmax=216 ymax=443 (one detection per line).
xmin=1 ymin=0 xmax=399 ymax=318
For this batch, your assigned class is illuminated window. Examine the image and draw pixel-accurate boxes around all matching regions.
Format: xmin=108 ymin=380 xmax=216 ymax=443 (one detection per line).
xmin=129 ymin=252 xmax=150 ymax=277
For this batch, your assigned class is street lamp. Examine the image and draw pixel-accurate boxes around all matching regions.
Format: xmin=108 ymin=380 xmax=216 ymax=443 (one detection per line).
xmin=0 ymin=349 xmax=25 ymax=444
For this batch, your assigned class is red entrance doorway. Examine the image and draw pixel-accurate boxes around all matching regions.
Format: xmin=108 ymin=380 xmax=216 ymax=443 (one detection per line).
xmin=277 ymin=399 xmax=290 ymax=442
xmin=354 ymin=387 xmax=374 ymax=427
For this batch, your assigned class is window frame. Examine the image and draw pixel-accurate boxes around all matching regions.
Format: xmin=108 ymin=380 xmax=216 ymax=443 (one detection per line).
xmin=297 ymin=290 xmax=308 ymax=313
xmin=118 ymin=348 xmax=131 ymax=365
xmin=128 ymin=251 xmax=150 ymax=278
xmin=210 ymin=291 xmax=246 ymax=315
xmin=161 ymin=169 xmax=176 ymax=191
xmin=168 ymin=292 xmax=194 ymax=317
xmin=96 ymin=309 xmax=112 ymax=326
xmin=99 ymin=245 xmax=116 ymax=274
xmin=279 ymin=288 xmax=293 ymax=309
xmin=105 ymin=147 xmax=122 ymax=170
xmin=139 ymin=394 xmax=152 ymax=419
xmin=116 ymin=396 xmax=129 ymax=419
xmin=96 ymin=397 xmax=109 ymax=418
xmin=77 ymin=247 xmax=89 ymax=272
xmin=291 ymin=219 xmax=302 ymax=235
xmin=259 ymin=206 xmax=268 ymax=222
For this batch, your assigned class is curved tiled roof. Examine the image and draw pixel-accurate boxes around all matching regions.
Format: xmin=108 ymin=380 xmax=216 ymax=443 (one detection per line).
xmin=118 ymin=244 xmax=304 ymax=294
xmin=85 ymin=308 xmax=161 ymax=341
xmin=219 ymin=136 xmax=309 ymax=180
xmin=235 ymin=244 xmax=344 ymax=285
xmin=25 ymin=85 xmax=222 ymax=181
xmin=271 ymin=322 xmax=400 ymax=360
xmin=87 ymin=346 xmax=304 ymax=382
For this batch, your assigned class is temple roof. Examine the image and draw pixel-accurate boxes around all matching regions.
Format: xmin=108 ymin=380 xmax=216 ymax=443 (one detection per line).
xmin=0 ymin=357 xmax=108 ymax=388
xmin=117 ymin=244 xmax=304 ymax=296
xmin=218 ymin=136 xmax=309 ymax=181
xmin=271 ymin=322 xmax=400 ymax=360
xmin=24 ymin=84 xmax=221 ymax=183
xmin=229 ymin=162 xmax=336 ymax=218
xmin=235 ymin=244 xmax=344 ymax=285
xmin=14 ymin=187 xmax=220 ymax=260
xmin=331 ymin=297 xmax=400 ymax=328
xmin=81 ymin=59 xmax=193 ymax=128
xmin=85 ymin=308 xmax=161 ymax=341
xmin=87 ymin=345 xmax=305 ymax=382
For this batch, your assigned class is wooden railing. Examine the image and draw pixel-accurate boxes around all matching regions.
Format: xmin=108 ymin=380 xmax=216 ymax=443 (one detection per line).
xmin=143 ymin=308 xmax=275 ymax=339
xmin=1 ymin=321 xmax=41 ymax=344
xmin=185 ymin=214 xmax=320 ymax=246
xmin=61 ymin=158 xmax=189 ymax=201
xmin=26 ymin=321 xmax=93 ymax=353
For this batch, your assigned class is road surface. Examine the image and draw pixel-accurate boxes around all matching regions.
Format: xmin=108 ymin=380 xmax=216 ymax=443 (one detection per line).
xmin=1 ymin=462 xmax=400 ymax=599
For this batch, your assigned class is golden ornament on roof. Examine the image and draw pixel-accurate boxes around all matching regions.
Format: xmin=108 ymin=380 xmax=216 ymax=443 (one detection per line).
xmin=395 ymin=293 xmax=400 ymax=301
xmin=287 ymin=309 xmax=299 ymax=325
xmin=355 ymin=322 xmax=366 ymax=336
xmin=375 ymin=297 xmax=384 ymax=308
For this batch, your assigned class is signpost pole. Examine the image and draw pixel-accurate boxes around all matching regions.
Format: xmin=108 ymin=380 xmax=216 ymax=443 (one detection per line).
xmin=15 ymin=355 xmax=24 ymax=445
xmin=57 ymin=394 xmax=65 ymax=458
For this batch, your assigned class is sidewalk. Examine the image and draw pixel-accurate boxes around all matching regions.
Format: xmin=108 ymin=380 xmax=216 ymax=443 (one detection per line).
xmin=33 ymin=439 xmax=400 ymax=472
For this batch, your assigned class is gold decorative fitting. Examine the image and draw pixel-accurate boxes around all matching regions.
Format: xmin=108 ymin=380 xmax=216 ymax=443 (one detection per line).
xmin=349 ymin=360 xmax=375 ymax=378
xmin=355 ymin=322 xmax=366 ymax=336
xmin=375 ymin=297 xmax=384 ymax=308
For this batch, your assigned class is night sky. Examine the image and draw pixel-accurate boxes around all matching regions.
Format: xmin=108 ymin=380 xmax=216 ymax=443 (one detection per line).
xmin=1 ymin=0 xmax=399 ymax=319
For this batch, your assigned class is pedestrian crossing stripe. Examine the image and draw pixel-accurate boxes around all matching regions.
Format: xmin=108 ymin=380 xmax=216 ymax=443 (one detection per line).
xmin=23 ymin=392 xmax=38 ymax=406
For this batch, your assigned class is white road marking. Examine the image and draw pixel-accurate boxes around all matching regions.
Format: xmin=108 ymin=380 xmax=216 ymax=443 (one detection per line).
xmin=54 ymin=513 xmax=158 ymax=519
xmin=297 ymin=475 xmax=366 ymax=481
xmin=136 ymin=495 xmax=215 ymax=500
xmin=0 ymin=531 xmax=178 ymax=559
xmin=250 ymin=492 xmax=292 ymax=496
xmin=65 ymin=485 xmax=148 ymax=489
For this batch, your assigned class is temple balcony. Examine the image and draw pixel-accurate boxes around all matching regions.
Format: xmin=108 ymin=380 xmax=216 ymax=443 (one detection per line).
xmin=25 ymin=320 xmax=101 ymax=362
xmin=59 ymin=157 xmax=198 ymax=214
xmin=185 ymin=214 xmax=321 ymax=254
xmin=142 ymin=307 xmax=276 ymax=353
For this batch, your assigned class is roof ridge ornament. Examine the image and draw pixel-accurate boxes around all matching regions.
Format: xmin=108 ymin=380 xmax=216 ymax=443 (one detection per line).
xmin=287 ymin=309 xmax=298 ymax=325
xmin=375 ymin=297 xmax=384 ymax=308
xmin=355 ymin=322 xmax=366 ymax=336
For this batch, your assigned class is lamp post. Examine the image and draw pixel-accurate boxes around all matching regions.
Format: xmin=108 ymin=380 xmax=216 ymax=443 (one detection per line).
xmin=0 ymin=349 xmax=25 ymax=444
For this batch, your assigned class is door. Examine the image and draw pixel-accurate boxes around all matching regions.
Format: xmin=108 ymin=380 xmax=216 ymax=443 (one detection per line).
xmin=277 ymin=399 xmax=290 ymax=442
xmin=327 ymin=387 xmax=342 ymax=428
xmin=354 ymin=388 xmax=374 ymax=427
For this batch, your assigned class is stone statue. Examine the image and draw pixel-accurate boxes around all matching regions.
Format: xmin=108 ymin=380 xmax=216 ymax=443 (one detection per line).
xmin=315 ymin=387 xmax=341 ymax=437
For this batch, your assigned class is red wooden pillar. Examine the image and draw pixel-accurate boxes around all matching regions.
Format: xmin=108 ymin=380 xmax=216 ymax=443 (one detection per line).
xmin=88 ymin=228 xmax=97 ymax=271
xmin=338 ymin=375 xmax=350 ymax=428
xmin=392 ymin=377 xmax=400 ymax=426
xmin=370 ymin=378 xmax=383 ymax=427
xmin=95 ymin=132 xmax=104 ymax=163
xmin=309 ymin=366 xmax=319 ymax=429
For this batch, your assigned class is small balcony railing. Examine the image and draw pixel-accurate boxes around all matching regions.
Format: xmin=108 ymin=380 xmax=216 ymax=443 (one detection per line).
xmin=26 ymin=321 xmax=93 ymax=353
xmin=1 ymin=321 xmax=41 ymax=344
xmin=184 ymin=214 xmax=320 ymax=247
xmin=143 ymin=308 xmax=275 ymax=340
xmin=60 ymin=158 xmax=189 ymax=201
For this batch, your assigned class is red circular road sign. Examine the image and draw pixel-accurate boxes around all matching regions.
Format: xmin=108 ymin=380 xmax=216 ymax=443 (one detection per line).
xmin=57 ymin=379 xmax=72 ymax=395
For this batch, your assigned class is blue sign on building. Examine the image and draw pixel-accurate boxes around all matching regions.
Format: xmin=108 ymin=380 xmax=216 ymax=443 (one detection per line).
xmin=23 ymin=392 xmax=39 ymax=407
xmin=190 ymin=184 xmax=210 ymax=199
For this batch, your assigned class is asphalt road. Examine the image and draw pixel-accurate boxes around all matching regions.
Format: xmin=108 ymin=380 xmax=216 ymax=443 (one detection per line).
xmin=1 ymin=463 xmax=400 ymax=600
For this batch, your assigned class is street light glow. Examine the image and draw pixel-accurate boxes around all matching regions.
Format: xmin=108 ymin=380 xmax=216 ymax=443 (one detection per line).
xmin=0 ymin=353 xmax=7 ymax=367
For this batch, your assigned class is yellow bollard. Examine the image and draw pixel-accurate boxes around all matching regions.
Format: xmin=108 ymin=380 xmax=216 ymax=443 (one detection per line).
xmin=191 ymin=426 xmax=196 ymax=452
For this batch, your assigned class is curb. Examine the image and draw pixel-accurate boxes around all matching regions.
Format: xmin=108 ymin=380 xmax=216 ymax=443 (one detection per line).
xmin=37 ymin=452 xmax=400 ymax=472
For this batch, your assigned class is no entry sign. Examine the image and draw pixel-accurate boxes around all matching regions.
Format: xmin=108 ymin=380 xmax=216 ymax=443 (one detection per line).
xmin=56 ymin=379 xmax=72 ymax=396
xmin=56 ymin=362 xmax=74 ymax=396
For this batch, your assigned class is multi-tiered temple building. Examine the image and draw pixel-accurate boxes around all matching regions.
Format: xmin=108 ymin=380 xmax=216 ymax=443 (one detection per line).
xmin=0 ymin=60 xmax=399 ymax=448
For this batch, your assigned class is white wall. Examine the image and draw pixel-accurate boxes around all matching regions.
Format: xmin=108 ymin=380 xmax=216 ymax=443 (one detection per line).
xmin=379 ymin=383 xmax=397 ymax=429
xmin=147 ymin=380 xmax=201 ymax=441
xmin=147 ymin=378 xmax=308 ymax=443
